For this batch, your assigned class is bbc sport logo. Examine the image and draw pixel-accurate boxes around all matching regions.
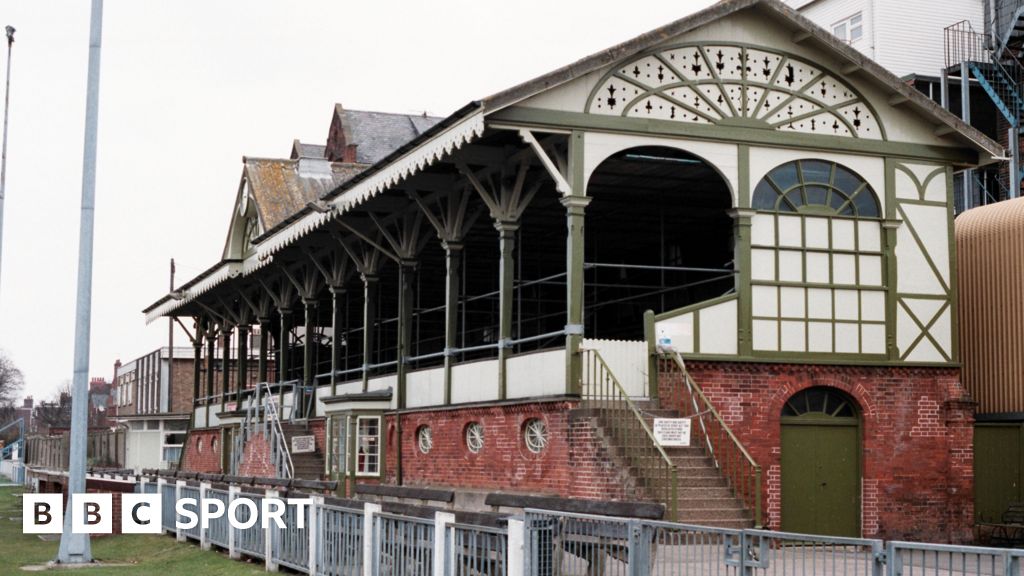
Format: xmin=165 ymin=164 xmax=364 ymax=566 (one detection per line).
xmin=23 ymin=493 xmax=314 ymax=534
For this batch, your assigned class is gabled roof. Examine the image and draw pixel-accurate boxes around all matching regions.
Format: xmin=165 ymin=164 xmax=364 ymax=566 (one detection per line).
xmin=481 ymin=0 xmax=1002 ymax=160
xmin=290 ymin=140 xmax=327 ymax=160
xmin=244 ymin=157 xmax=365 ymax=231
xmin=335 ymin=108 xmax=443 ymax=165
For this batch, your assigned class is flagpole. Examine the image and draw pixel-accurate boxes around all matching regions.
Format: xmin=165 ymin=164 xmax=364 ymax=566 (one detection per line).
xmin=0 ymin=26 xmax=15 ymax=300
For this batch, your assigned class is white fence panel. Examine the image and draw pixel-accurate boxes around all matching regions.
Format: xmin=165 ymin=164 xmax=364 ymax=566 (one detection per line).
xmin=582 ymin=338 xmax=648 ymax=397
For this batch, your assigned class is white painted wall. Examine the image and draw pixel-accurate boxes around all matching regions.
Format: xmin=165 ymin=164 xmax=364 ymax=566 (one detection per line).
xmin=407 ymin=367 xmax=446 ymax=408
xmin=126 ymin=430 xmax=162 ymax=471
xmin=793 ymin=0 xmax=985 ymax=78
xmin=506 ymin=349 xmax=566 ymax=399
xmin=451 ymin=360 xmax=499 ymax=404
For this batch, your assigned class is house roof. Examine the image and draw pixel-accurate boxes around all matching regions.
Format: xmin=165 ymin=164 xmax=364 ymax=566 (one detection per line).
xmin=244 ymin=157 xmax=365 ymax=231
xmin=481 ymin=0 xmax=1003 ymax=160
xmin=340 ymin=109 xmax=443 ymax=165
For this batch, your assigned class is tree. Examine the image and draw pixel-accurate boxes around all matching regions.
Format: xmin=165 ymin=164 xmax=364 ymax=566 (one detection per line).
xmin=0 ymin=350 xmax=23 ymax=405
xmin=33 ymin=382 xmax=72 ymax=434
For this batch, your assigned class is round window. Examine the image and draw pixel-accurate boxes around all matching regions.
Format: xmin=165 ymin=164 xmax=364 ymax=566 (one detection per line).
xmin=196 ymin=437 xmax=203 ymax=453
xmin=465 ymin=422 xmax=484 ymax=454
xmin=417 ymin=426 xmax=433 ymax=454
xmin=523 ymin=418 xmax=548 ymax=454
xmin=212 ymin=437 xmax=219 ymax=453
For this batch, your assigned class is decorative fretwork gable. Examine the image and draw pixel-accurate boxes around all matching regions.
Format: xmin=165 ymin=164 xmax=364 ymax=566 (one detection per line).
xmin=585 ymin=43 xmax=884 ymax=140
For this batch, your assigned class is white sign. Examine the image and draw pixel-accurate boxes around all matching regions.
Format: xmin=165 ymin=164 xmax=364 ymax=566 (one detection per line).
xmin=653 ymin=418 xmax=691 ymax=447
xmin=291 ymin=435 xmax=316 ymax=454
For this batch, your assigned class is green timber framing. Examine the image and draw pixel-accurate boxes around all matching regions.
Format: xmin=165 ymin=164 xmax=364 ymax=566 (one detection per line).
xmin=143 ymin=0 xmax=1001 ymax=488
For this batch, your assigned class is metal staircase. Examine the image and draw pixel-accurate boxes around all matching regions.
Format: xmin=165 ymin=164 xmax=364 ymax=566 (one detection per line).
xmin=0 ymin=418 xmax=24 ymax=460
xmin=230 ymin=382 xmax=293 ymax=478
xmin=945 ymin=14 xmax=1024 ymax=204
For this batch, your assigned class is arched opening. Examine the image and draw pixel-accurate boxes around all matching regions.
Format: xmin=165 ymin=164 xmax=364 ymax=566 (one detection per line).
xmin=780 ymin=386 xmax=861 ymax=537
xmin=584 ymin=146 xmax=734 ymax=340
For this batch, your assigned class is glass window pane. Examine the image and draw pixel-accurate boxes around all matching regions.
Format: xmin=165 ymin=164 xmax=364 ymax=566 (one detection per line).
xmin=769 ymin=163 xmax=800 ymax=192
xmin=833 ymin=23 xmax=847 ymax=39
xmin=833 ymin=166 xmax=863 ymax=194
xmin=753 ymin=180 xmax=780 ymax=210
xmin=801 ymin=160 xmax=833 ymax=185
xmin=851 ymin=190 xmax=880 ymax=216
xmin=851 ymin=26 xmax=863 ymax=41
xmin=851 ymin=13 xmax=862 ymax=25
xmin=830 ymin=191 xmax=850 ymax=211
xmin=805 ymin=185 xmax=829 ymax=205
xmin=357 ymin=417 xmax=380 ymax=475
xmin=784 ymin=189 xmax=804 ymax=209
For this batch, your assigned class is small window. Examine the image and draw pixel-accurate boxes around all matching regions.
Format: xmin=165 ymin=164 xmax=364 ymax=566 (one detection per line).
xmin=523 ymin=419 xmax=548 ymax=454
xmin=833 ymin=13 xmax=863 ymax=44
xmin=330 ymin=414 xmax=348 ymax=476
xmin=417 ymin=426 xmax=433 ymax=454
xmin=465 ymin=422 xmax=484 ymax=454
xmin=356 ymin=416 xmax=381 ymax=476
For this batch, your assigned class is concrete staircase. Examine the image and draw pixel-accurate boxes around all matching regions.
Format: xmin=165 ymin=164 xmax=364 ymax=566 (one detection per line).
xmin=588 ymin=404 xmax=754 ymax=528
xmin=278 ymin=422 xmax=325 ymax=480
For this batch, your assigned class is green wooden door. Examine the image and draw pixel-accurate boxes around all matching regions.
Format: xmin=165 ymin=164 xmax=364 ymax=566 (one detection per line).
xmin=780 ymin=388 xmax=860 ymax=537
xmin=974 ymin=424 xmax=1023 ymax=523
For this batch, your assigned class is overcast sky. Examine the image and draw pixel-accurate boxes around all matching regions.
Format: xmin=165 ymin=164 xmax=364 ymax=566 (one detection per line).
xmin=0 ymin=0 xmax=718 ymax=402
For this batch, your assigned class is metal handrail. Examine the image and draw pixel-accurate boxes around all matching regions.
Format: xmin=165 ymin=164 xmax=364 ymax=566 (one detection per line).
xmin=662 ymin=350 xmax=762 ymax=527
xmin=262 ymin=381 xmax=294 ymax=478
xmin=580 ymin=348 xmax=678 ymax=521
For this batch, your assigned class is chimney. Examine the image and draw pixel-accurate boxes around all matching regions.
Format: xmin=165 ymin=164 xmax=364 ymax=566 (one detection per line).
xmin=23 ymin=396 xmax=32 ymax=408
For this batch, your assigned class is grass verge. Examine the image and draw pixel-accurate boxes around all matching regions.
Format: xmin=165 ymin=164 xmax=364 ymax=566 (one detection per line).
xmin=0 ymin=485 xmax=266 ymax=574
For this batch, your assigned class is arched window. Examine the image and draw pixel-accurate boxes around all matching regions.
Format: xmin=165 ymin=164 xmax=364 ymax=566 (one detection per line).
xmin=749 ymin=159 xmax=886 ymax=357
xmin=781 ymin=387 xmax=857 ymax=419
xmin=753 ymin=160 xmax=879 ymax=217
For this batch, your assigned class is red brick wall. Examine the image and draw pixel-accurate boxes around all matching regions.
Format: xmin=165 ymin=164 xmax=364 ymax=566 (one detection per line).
xmin=383 ymin=401 xmax=630 ymax=500
xmin=238 ymin=432 xmax=275 ymax=477
xmin=661 ymin=361 xmax=975 ymax=543
xmin=180 ymin=428 xmax=222 ymax=474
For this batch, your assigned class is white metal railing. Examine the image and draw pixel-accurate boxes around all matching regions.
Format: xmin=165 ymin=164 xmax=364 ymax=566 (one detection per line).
xmin=129 ymin=474 xmax=1024 ymax=576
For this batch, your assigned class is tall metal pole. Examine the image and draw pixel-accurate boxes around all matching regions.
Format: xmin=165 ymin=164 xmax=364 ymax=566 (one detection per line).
xmin=167 ymin=259 xmax=174 ymax=412
xmin=0 ymin=26 xmax=15 ymax=300
xmin=57 ymin=0 xmax=103 ymax=564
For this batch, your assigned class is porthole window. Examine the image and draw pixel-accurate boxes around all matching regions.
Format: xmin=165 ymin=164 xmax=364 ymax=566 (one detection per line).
xmin=417 ymin=426 xmax=433 ymax=454
xmin=465 ymin=422 xmax=484 ymax=454
xmin=523 ymin=418 xmax=548 ymax=454
xmin=211 ymin=437 xmax=218 ymax=453
xmin=196 ymin=437 xmax=203 ymax=453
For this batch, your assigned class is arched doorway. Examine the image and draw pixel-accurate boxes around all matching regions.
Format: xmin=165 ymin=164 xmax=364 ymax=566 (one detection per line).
xmin=584 ymin=146 xmax=734 ymax=340
xmin=781 ymin=386 xmax=861 ymax=536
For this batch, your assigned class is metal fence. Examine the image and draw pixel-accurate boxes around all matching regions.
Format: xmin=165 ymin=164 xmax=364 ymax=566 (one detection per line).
xmin=446 ymin=522 xmax=508 ymax=576
xmin=132 ymin=478 xmax=1024 ymax=576
xmin=317 ymin=503 xmax=364 ymax=576
xmin=373 ymin=511 xmax=436 ymax=576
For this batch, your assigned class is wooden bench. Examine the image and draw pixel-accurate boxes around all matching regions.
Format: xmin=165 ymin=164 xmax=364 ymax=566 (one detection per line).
xmin=978 ymin=503 xmax=1024 ymax=547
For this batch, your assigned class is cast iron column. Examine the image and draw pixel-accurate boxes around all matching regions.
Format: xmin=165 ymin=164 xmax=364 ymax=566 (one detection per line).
xmin=302 ymin=298 xmax=317 ymax=419
xmin=561 ymin=195 xmax=591 ymax=394
xmin=236 ymin=324 xmax=249 ymax=405
xmin=361 ymin=273 xmax=378 ymax=392
xmin=329 ymin=286 xmax=345 ymax=396
xmin=442 ymin=241 xmax=463 ymax=404
xmin=496 ymin=221 xmax=518 ymax=400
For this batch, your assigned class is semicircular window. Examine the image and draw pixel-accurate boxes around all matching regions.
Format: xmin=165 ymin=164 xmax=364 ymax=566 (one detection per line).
xmin=781 ymin=387 xmax=857 ymax=419
xmin=753 ymin=160 xmax=879 ymax=217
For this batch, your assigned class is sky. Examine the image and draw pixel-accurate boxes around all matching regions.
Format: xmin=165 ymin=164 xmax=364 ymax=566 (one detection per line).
xmin=0 ymin=0 xmax=718 ymax=403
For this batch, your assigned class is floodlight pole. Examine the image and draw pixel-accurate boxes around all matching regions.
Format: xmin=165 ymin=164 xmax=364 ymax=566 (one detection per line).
xmin=0 ymin=26 xmax=15 ymax=300
xmin=57 ymin=0 xmax=103 ymax=564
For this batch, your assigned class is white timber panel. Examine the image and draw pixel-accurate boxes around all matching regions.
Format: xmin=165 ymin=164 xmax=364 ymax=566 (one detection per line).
xmin=366 ymin=375 xmax=398 ymax=409
xmin=583 ymin=339 xmax=649 ymax=397
xmin=583 ymin=132 xmax=738 ymax=206
xmin=406 ymin=367 xmax=445 ymax=408
xmin=506 ymin=349 xmax=566 ymax=399
xmin=451 ymin=360 xmax=499 ymax=404
xmin=699 ymin=299 xmax=739 ymax=355
xmin=655 ymin=312 xmax=695 ymax=354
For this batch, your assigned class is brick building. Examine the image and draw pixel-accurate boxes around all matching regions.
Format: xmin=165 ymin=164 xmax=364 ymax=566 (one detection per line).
xmin=145 ymin=0 xmax=999 ymax=542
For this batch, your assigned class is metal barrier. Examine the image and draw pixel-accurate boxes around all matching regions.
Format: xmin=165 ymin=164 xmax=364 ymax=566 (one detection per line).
xmin=180 ymin=485 xmax=201 ymax=540
xmin=887 ymin=541 xmax=1024 ymax=576
xmin=160 ymin=483 xmax=176 ymax=533
xmin=207 ymin=488 xmax=231 ymax=548
xmin=446 ymin=522 xmax=508 ymax=576
xmin=372 ymin=511 xmax=435 ymax=576
xmin=235 ymin=492 xmax=265 ymax=559
xmin=317 ymin=503 xmax=364 ymax=576
xmin=743 ymin=528 xmax=884 ymax=576
xmin=273 ymin=497 xmax=311 ymax=572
